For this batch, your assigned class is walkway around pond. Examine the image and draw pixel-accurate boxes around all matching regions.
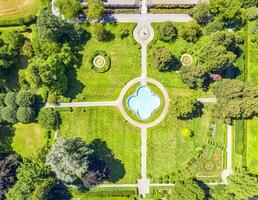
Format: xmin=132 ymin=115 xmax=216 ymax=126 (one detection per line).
xmin=49 ymin=5 xmax=233 ymax=198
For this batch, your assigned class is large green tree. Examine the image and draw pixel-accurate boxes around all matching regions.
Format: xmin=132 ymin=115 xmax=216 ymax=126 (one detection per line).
xmin=46 ymin=137 xmax=93 ymax=183
xmin=86 ymin=0 xmax=105 ymax=22
xmin=7 ymin=148 xmax=54 ymax=200
xmin=227 ymin=168 xmax=258 ymax=199
xmin=189 ymin=1 xmax=210 ymax=24
xmin=180 ymin=66 xmax=210 ymax=89
xmin=170 ymin=179 xmax=205 ymax=200
xmin=56 ymin=0 xmax=81 ymax=19
xmin=16 ymin=107 xmax=35 ymax=124
xmin=16 ymin=91 xmax=35 ymax=107
xmin=210 ymin=0 xmax=244 ymax=26
xmin=212 ymin=79 xmax=258 ymax=123
xmin=179 ymin=20 xmax=202 ymax=42
xmin=158 ymin=22 xmax=178 ymax=42
xmin=38 ymin=108 xmax=56 ymax=130
xmin=0 ymin=154 xmax=20 ymax=200
xmin=171 ymin=96 xmax=201 ymax=119
xmin=198 ymin=42 xmax=236 ymax=71
xmin=152 ymin=47 xmax=177 ymax=72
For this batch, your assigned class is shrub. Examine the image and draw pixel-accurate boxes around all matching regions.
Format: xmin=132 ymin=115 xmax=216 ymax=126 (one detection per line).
xmin=93 ymin=23 xmax=112 ymax=42
xmin=4 ymin=92 xmax=17 ymax=108
xmin=205 ymin=20 xmax=224 ymax=35
xmin=1 ymin=107 xmax=17 ymax=123
xmin=0 ymin=15 xmax=36 ymax=27
xmin=16 ymin=107 xmax=35 ymax=123
xmin=38 ymin=108 xmax=56 ymax=130
xmin=179 ymin=20 xmax=202 ymax=42
xmin=158 ymin=22 xmax=178 ymax=42
xmin=16 ymin=91 xmax=34 ymax=107
xmin=117 ymin=28 xmax=129 ymax=39
xmin=181 ymin=128 xmax=193 ymax=138
xmin=152 ymin=47 xmax=178 ymax=71
xmin=246 ymin=7 xmax=258 ymax=21
xmin=235 ymin=120 xmax=244 ymax=154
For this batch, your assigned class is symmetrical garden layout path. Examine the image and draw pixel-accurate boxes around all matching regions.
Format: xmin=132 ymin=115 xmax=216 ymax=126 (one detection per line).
xmin=49 ymin=9 xmax=233 ymax=198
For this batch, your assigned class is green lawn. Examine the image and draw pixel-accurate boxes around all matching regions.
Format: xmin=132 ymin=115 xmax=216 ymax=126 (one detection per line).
xmin=12 ymin=123 xmax=46 ymax=157
xmin=69 ymin=23 xmax=141 ymax=101
xmin=246 ymin=21 xmax=258 ymax=173
xmin=147 ymin=23 xmax=214 ymax=98
xmin=247 ymin=118 xmax=258 ymax=174
xmin=57 ymin=107 xmax=141 ymax=184
xmin=147 ymin=104 xmax=226 ymax=182
xmin=0 ymin=0 xmax=47 ymax=20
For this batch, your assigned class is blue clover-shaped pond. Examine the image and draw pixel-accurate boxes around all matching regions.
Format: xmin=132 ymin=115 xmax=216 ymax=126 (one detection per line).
xmin=127 ymin=86 xmax=161 ymax=120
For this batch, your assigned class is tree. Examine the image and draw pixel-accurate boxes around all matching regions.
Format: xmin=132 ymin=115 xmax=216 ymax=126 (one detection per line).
xmin=16 ymin=107 xmax=35 ymax=124
xmin=117 ymin=28 xmax=129 ymax=39
xmin=209 ymin=31 xmax=237 ymax=51
xmin=171 ymin=96 xmax=200 ymax=119
xmin=39 ymin=54 xmax=68 ymax=94
xmin=204 ymin=19 xmax=225 ymax=34
xmin=0 ymin=154 xmax=20 ymax=200
xmin=170 ymin=179 xmax=205 ymax=200
xmin=38 ymin=108 xmax=56 ymax=130
xmin=179 ymin=20 xmax=202 ymax=42
xmin=246 ymin=7 xmax=258 ymax=21
xmin=37 ymin=10 xmax=64 ymax=42
xmin=7 ymin=148 xmax=54 ymax=200
xmin=46 ymin=137 xmax=93 ymax=183
xmin=181 ymin=128 xmax=193 ymax=138
xmin=86 ymin=0 xmax=105 ymax=22
xmin=56 ymin=0 xmax=81 ymax=19
xmin=227 ymin=168 xmax=258 ymax=199
xmin=1 ymin=107 xmax=17 ymax=123
xmin=180 ymin=66 xmax=210 ymax=89
xmin=212 ymin=79 xmax=258 ymax=123
xmin=240 ymin=0 xmax=258 ymax=8
xmin=29 ymin=177 xmax=57 ymax=200
xmin=93 ymin=23 xmax=111 ymax=42
xmin=16 ymin=91 xmax=35 ymax=107
xmin=4 ymin=92 xmax=17 ymax=108
xmin=198 ymin=42 xmax=236 ymax=71
xmin=189 ymin=2 xmax=211 ymax=24
xmin=210 ymin=0 xmax=244 ymax=26
xmin=0 ymin=30 xmax=24 ymax=69
xmin=210 ymin=185 xmax=234 ymax=200
xmin=158 ymin=22 xmax=178 ymax=42
xmin=152 ymin=47 xmax=177 ymax=72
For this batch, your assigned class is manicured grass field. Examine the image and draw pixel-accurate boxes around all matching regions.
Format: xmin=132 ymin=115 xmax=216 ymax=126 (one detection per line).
xmin=69 ymin=23 xmax=141 ymax=101
xmin=147 ymin=23 xmax=214 ymax=98
xmin=58 ymin=107 xmax=141 ymax=184
xmin=12 ymin=123 xmax=46 ymax=157
xmin=147 ymin=104 xmax=226 ymax=181
xmin=0 ymin=0 xmax=46 ymax=20
xmin=247 ymin=118 xmax=258 ymax=174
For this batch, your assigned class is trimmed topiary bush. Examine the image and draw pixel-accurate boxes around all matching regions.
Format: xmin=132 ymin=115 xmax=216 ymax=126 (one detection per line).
xmin=16 ymin=91 xmax=34 ymax=107
xmin=38 ymin=108 xmax=56 ymax=130
xmin=16 ymin=107 xmax=35 ymax=123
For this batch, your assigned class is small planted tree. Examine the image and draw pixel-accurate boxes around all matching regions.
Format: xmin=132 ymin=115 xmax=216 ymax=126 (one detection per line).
xmin=56 ymin=0 xmax=81 ymax=19
xmin=179 ymin=20 xmax=202 ymax=42
xmin=181 ymin=128 xmax=193 ymax=138
xmin=86 ymin=0 xmax=105 ymax=22
xmin=1 ymin=107 xmax=17 ymax=123
xmin=93 ymin=23 xmax=111 ymax=42
xmin=158 ymin=22 xmax=178 ymax=42
xmin=38 ymin=108 xmax=56 ymax=130
xmin=4 ymin=92 xmax=17 ymax=108
xmin=152 ymin=47 xmax=177 ymax=72
xmin=171 ymin=96 xmax=201 ymax=119
xmin=16 ymin=91 xmax=35 ymax=107
xmin=16 ymin=107 xmax=35 ymax=124
xmin=46 ymin=137 xmax=93 ymax=183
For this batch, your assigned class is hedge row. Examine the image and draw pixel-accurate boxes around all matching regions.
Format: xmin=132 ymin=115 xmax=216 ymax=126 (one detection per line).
xmin=235 ymin=120 xmax=245 ymax=154
xmin=0 ymin=14 xmax=36 ymax=27
xmin=73 ymin=187 xmax=138 ymax=197
xmin=207 ymin=139 xmax=226 ymax=151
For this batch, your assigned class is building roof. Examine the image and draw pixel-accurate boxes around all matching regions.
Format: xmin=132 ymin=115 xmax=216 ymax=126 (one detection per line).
xmin=149 ymin=0 xmax=207 ymax=5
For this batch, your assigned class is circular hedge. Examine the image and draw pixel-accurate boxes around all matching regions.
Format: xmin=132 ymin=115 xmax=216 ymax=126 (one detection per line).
xmin=89 ymin=50 xmax=111 ymax=73
xmin=180 ymin=53 xmax=193 ymax=66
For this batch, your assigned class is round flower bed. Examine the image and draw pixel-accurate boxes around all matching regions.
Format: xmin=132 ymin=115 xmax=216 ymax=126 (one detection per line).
xmin=90 ymin=50 xmax=111 ymax=73
xmin=180 ymin=53 xmax=193 ymax=66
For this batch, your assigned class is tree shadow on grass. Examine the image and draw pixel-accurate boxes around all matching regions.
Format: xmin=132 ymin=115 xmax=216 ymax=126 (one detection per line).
xmin=0 ymin=125 xmax=14 ymax=153
xmin=65 ymin=67 xmax=85 ymax=100
xmin=89 ymin=139 xmax=125 ymax=183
